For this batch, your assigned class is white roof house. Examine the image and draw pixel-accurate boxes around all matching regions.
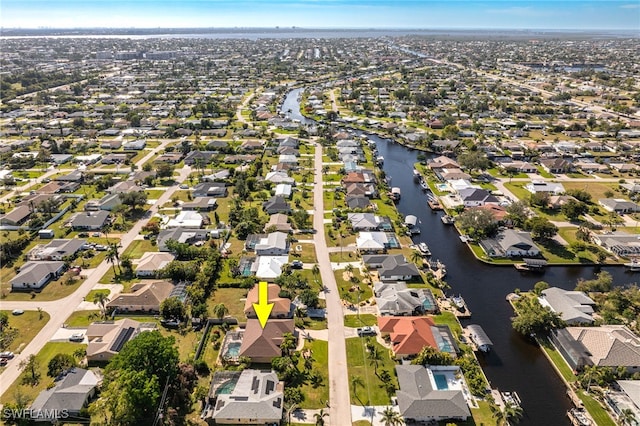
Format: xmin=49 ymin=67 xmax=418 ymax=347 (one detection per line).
xmin=274 ymin=183 xmax=292 ymax=198
xmin=539 ymin=287 xmax=595 ymax=324
xmin=356 ymin=232 xmax=388 ymax=252
xmin=165 ymin=211 xmax=204 ymax=228
xmin=525 ymin=181 xmax=565 ymax=195
xmin=255 ymin=256 xmax=289 ymax=280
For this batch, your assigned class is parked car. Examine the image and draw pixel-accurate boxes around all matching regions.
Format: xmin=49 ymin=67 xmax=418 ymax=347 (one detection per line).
xmin=179 ymin=184 xmax=189 ymax=189
xmin=69 ymin=333 xmax=84 ymax=342
xmin=11 ymin=309 xmax=24 ymax=315
xmin=78 ymin=233 xmax=89 ymax=237
xmin=0 ymin=351 xmax=15 ymax=359
xmin=91 ymin=232 xmax=101 ymax=237
xmin=291 ymin=260 xmax=303 ymax=269
xmin=160 ymin=319 xmax=180 ymax=328
xmin=357 ymin=326 xmax=376 ymax=337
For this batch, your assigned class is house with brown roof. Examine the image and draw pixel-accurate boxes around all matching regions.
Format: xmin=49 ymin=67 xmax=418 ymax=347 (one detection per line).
xmin=239 ymin=319 xmax=295 ymax=363
xmin=264 ymin=213 xmax=292 ymax=233
xmin=106 ymin=280 xmax=174 ymax=313
xmin=0 ymin=205 xmax=32 ymax=226
xmin=86 ymin=318 xmax=156 ymax=361
xmin=378 ymin=316 xmax=458 ymax=359
xmin=244 ymin=284 xmax=292 ymax=319
xmin=135 ymin=252 xmax=175 ymax=277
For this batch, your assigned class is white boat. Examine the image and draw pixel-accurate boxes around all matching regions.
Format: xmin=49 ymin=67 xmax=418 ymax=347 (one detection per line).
xmin=418 ymin=242 xmax=431 ymax=256
xmin=459 ymin=235 xmax=471 ymax=243
xmin=451 ymin=295 xmax=467 ymax=312
xmin=441 ymin=215 xmax=455 ymax=225
xmin=420 ymin=181 xmax=429 ymax=191
xmin=624 ymin=260 xmax=640 ymax=271
xmin=501 ymin=391 xmax=522 ymax=408
xmin=376 ymin=156 xmax=384 ymax=165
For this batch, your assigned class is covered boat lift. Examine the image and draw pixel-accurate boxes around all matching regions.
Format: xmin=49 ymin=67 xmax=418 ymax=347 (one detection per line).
xmin=467 ymin=324 xmax=493 ymax=352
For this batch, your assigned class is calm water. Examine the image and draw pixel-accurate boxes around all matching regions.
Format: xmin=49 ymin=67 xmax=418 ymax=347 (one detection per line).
xmin=282 ymin=89 xmax=636 ymax=425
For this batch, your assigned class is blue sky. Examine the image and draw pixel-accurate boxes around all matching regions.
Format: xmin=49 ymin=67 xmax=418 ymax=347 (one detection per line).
xmin=1 ymin=1 xmax=638 ymax=30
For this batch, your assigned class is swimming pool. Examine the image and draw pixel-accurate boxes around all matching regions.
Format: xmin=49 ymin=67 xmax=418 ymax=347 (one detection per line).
xmin=434 ymin=374 xmax=449 ymax=390
xmin=224 ymin=342 xmax=241 ymax=358
xmin=216 ymin=378 xmax=238 ymax=395
xmin=436 ymin=183 xmax=449 ymax=192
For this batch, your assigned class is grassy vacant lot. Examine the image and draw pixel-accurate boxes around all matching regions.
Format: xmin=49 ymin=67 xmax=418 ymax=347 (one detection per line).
xmin=65 ymin=310 xmax=102 ymax=327
xmin=297 ymin=339 xmax=330 ymax=409
xmin=345 ymin=337 xmax=397 ymax=406
xmin=562 ymin=181 xmax=619 ymax=201
xmin=344 ymin=314 xmax=377 ymax=328
xmin=334 ymin=270 xmax=373 ymax=303
xmin=0 ymin=342 xmax=83 ymax=407
xmin=289 ymin=242 xmax=318 ymax=264
xmin=209 ymin=287 xmax=248 ymax=322
xmin=0 ymin=310 xmax=49 ymax=353
xmin=122 ymin=239 xmax=158 ymax=259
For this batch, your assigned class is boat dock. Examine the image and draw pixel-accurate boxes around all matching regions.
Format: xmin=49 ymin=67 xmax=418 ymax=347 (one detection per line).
xmin=514 ymin=258 xmax=548 ymax=272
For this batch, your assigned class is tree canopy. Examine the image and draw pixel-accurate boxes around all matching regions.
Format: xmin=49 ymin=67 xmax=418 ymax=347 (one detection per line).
xmin=511 ymin=296 xmax=565 ymax=337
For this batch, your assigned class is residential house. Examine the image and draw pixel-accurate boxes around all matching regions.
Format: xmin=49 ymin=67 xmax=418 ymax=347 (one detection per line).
xmin=356 ymin=232 xmax=390 ymax=253
xmin=202 ymin=169 xmax=231 ymax=182
xmin=374 ymin=282 xmax=437 ymax=316
xmin=155 ymin=153 xmax=183 ymax=163
xmin=525 ymin=181 xmax=565 ymax=195
xmin=205 ymin=369 xmax=284 ymax=426
xmin=106 ymin=280 xmax=175 ymax=313
xmin=377 ymin=317 xmax=458 ymax=358
xmin=10 ymin=261 xmax=66 ymax=290
xmin=0 ymin=205 xmax=32 ymax=226
xmin=539 ymin=287 xmax=595 ymax=324
xmin=244 ymin=283 xmax=292 ymax=319
xmin=264 ymin=213 xmax=292 ymax=233
xmin=599 ymin=198 xmax=640 ymax=214
xmin=85 ymin=193 xmax=122 ymax=211
xmin=135 ymin=252 xmax=175 ymax=277
xmin=458 ymin=188 xmax=499 ymax=207
xmin=480 ymin=230 xmax=541 ymax=258
xmin=499 ymin=160 xmax=537 ymax=174
xmin=264 ymin=171 xmax=295 ymax=185
xmin=363 ymin=254 xmax=421 ymax=281
xmin=274 ymin=183 xmax=293 ymax=199
xmin=605 ymin=381 xmax=640 ymax=426
xmin=181 ymin=197 xmax=217 ymax=211
xmin=123 ymin=139 xmax=146 ymax=150
xmin=106 ymin=180 xmax=144 ymax=194
xmin=166 ymin=211 xmax=206 ymax=228
xmin=86 ymin=318 xmax=152 ymax=361
xmin=239 ymin=319 xmax=295 ymax=363
xmin=30 ymin=368 xmax=99 ymax=421
xmin=254 ymin=256 xmax=289 ymax=281
xmin=70 ymin=211 xmax=110 ymax=231
xmin=347 ymin=213 xmax=391 ymax=231
xmin=346 ymin=196 xmax=372 ymax=210
xmin=193 ymin=182 xmax=228 ymax=198
xmin=551 ymin=325 xmax=640 ymax=373
xmin=548 ymin=195 xmax=579 ymax=210
xmin=591 ymin=232 xmax=640 ymax=257
xmin=157 ymin=228 xmax=209 ymax=252
xmin=254 ymin=232 xmax=290 ymax=256
xmin=27 ymin=239 xmax=86 ymax=261
xmin=263 ymin=196 xmax=291 ymax=215
xmin=345 ymin=183 xmax=378 ymax=198
xmin=101 ymin=153 xmax=129 ymax=164
xmin=395 ymin=365 xmax=470 ymax=423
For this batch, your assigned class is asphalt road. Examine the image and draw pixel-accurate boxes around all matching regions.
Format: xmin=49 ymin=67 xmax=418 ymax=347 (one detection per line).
xmin=312 ymin=142 xmax=351 ymax=425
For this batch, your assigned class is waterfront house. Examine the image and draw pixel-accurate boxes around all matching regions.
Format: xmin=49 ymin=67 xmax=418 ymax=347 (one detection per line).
xmin=347 ymin=213 xmax=392 ymax=231
xmin=374 ymin=282 xmax=437 ymax=315
xmin=346 ymin=196 xmax=372 ymax=210
xmin=363 ymin=254 xmax=421 ymax=281
xmin=551 ymin=325 xmax=640 ymax=373
xmin=591 ymin=231 xmax=640 ymax=257
xmin=458 ymin=188 xmax=499 ymax=207
xmin=204 ymin=369 xmax=284 ymax=425
xmin=395 ymin=364 xmax=470 ymax=423
xmin=378 ymin=317 xmax=458 ymax=359
xmin=539 ymin=287 xmax=595 ymax=324
xmin=480 ymin=230 xmax=541 ymax=258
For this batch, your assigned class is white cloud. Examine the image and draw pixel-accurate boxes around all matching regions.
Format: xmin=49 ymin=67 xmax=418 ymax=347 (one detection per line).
xmin=619 ymin=3 xmax=639 ymax=8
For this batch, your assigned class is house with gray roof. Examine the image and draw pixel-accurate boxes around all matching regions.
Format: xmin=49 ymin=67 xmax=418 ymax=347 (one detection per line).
xmin=11 ymin=261 xmax=66 ymax=290
xmin=551 ymin=325 xmax=640 ymax=373
xmin=84 ymin=193 xmax=122 ymax=211
xmin=30 ymin=368 xmax=99 ymax=422
xmin=262 ymin=196 xmax=291 ymax=215
xmin=480 ymin=229 xmax=541 ymax=258
xmin=592 ymin=231 xmax=640 ymax=257
xmin=204 ymin=369 xmax=284 ymax=425
xmin=374 ymin=282 xmax=437 ymax=316
xmin=346 ymin=195 xmax=372 ymax=210
xmin=157 ymin=228 xmax=209 ymax=252
xmin=539 ymin=287 xmax=595 ymax=324
xmin=598 ymin=198 xmax=640 ymax=214
xmin=395 ymin=364 xmax=471 ymax=423
xmin=254 ymin=232 xmax=290 ymax=256
xmin=70 ymin=211 xmax=110 ymax=231
xmin=363 ymin=254 xmax=421 ymax=281
xmin=347 ymin=213 xmax=391 ymax=231
xmin=193 ymin=182 xmax=228 ymax=198
xmin=28 ymin=239 xmax=86 ymax=261
xmin=458 ymin=188 xmax=499 ymax=207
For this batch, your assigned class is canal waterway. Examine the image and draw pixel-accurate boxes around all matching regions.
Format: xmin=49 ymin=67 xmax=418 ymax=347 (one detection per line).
xmin=283 ymin=89 xmax=636 ymax=425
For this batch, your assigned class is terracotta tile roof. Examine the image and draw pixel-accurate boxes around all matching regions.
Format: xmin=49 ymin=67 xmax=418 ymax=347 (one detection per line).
xmin=378 ymin=316 xmax=437 ymax=356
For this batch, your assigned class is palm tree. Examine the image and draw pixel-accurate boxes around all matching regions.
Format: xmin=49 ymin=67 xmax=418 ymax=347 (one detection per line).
xmin=311 ymin=264 xmax=320 ymax=277
xmin=351 ymin=376 xmax=364 ymax=403
xmin=490 ymin=401 xmax=506 ymax=425
xmin=280 ymin=332 xmax=297 ymax=357
xmin=620 ymin=408 xmax=637 ymax=426
xmin=504 ymin=402 xmax=524 ymax=424
xmin=410 ymin=250 xmax=423 ymax=265
xmin=379 ymin=406 xmax=404 ymax=426
xmin=92 ymin=291 xmax=110 ymax=320
xmin=367 ymin=345 xmax=383 ymax=376
xmin=105 ymin=248 xmax=117 ymax=276
xmin=212 ymin=303 xmax=229 ymax=320
xmin=313 ymin=408 xmax=329 ymax=426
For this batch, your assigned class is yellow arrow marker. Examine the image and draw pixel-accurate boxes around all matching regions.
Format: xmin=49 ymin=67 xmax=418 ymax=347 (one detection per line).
xmin=252 ymin=281 xmax=274 ymax=329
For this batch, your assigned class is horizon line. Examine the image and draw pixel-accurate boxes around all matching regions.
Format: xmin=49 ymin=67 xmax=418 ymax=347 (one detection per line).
xmin=2 ymin=26 xmax=638 ymax=31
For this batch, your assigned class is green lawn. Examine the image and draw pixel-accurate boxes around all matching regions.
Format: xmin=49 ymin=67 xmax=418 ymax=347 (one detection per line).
xmin=1 ymin=273 xmax=85 ymax=301
xmin=471 ymin=400 xmax=497 ymax=425
xmin=0 ymin=342 xmax=84 ymax=407
xmin=577 ymin=390 xmax=616 ymax=426
xmin=297 ymin=339 xmax=330 ymax=409
xmin=122 ymin=239 xmax=157 ymax=259
xmin=86 ymin=289 xmax=110 ymax=302
xmin=65 ymin=310 xmax=102 ymax=327
xmin=432 ymin=311 xmax=463 ymax=336
xmin=344 ymin=314 xmax=377 ymax=328
xmin=345 ymin=337 xmax=398 ymax=406
xmin=503 ymin=182 xmax=532 ymax=202
xmin=562 ymin=181 xmax=619 ymax=201
xmin=209 ymin=287 xmax=248 ymax=322
xmin=334 ymin=270 xmax=373 ymax=304
xmin=0 ymin=310 xmax=49 ymax=353
xmin=540 ymin=338 xmax=576 ymax=382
